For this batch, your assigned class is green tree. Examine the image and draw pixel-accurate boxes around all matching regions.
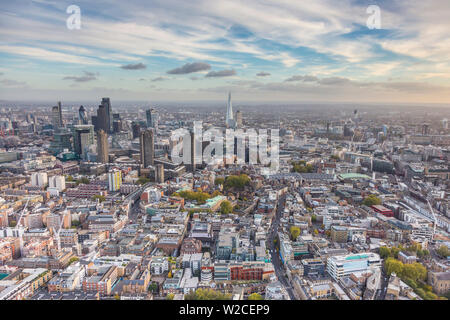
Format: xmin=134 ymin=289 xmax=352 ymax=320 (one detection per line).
xmin=78 ymin=177 xmax=90 ymax=185
xmin=436 ymin=245 xmax=450 ymax=258
xmin=92 ymin=195 xmax=106 ymax=202
xmin=384 ymin=257 xmax=404 ymax=276
xmin=223 ymin=174 xmax=250 ymax=190
xmin=166 ymin=293 xmax=175 ymax=300
xmin=71 ymin=220 xmax=81 ymax=228
xmin=379 ymin=246 xmax=391 ymax=259
xmin=292 ymin=161 xmax=314 ymax=173
xmin=248 ymin=293 xmax=263 ymax=300
xmin=68 ymin=256 xmax=79 ymax=266
xmin=214 ymin=177 xmax=225 ymax=185
xmin=185 ymin=288 xmax=232 ymax=300
xmin=290 ymin=226 xmax=301 ymax=241
xmin=220 ymin=200 xmax=233 ymax=214
xmin=411 ymin=262 xmax=427 ymax=281
xmin=402 ymin=264 xmax=419 ymax=281
xmin=391 ymin=246 xmax=401 ymax=259
xmin=330 ymin=155 xmax=340 ymax=161
xmin=148 ymin=282 xmax=158 ymax=293
xmin=137 ymin=176 xmax=151 ymax=185
xmin=311 ymin=214 xmax=317 ymax=223
xmin=362 ymin=194 xmax=381 ymax=206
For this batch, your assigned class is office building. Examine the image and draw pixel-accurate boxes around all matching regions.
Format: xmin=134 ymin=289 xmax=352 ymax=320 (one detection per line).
xmin=96 ymin=104 xmax=108 ymax=133
xmin=146 ymin=108 xmax=158 ymax=129
xmin=52 ymin=101 xmax=63 ymax=129
xmin=101 ymin=97 xmax=112 ymax=133
xmin=235 ymin=110 xmax=243 ymax=128
xmin=96 ymin=130 xmax=109 ymax=163
xmin=73 ymin=125 xmax=94 ymax=159
xmin=48 ymin=132 xmax=73 ymax=155
xmin=327 ymin=253 xmax=381 ymax=281
xmin=132 ymin=122 xmax=141 ymax=139
xmin=139 ymin=129 xmax=154 ymax=168
xmin=155 ymin=164 xmax=164 ymax=183
xmin=226 ymin=92 xmax=235 ymax=128
xmin=78 ymin=105 xmax=88 ymax=125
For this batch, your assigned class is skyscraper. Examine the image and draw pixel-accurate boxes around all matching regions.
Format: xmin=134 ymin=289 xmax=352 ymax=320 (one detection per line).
xmin=73 ymin=125 xmax=94 ymax=159
xmin=235 ymin=110 xmax=243 ymax=128
xmin=132 ymin=122 xmax=141 ymax=139
xmin=226 ymin=92 xmax=235 ymax=128
xmin=78 ymin=105 xmax=88 ymax=125
xmin=146 ymin=108 xmax=158 ymax=129
xmin=101 ymin=97 xmax=112 ymax=133
xmin=155 ymin=164 xmax=164 ymax=183
xmin=96 ymin=129 xmax=109 ymax=163
xmin=139 ymin=129 xmax=154 ymax=168
xmin=52 ymin=101 xmax=63 ymax=129
xmin=96 ymin=104 xmax=108 ymax=133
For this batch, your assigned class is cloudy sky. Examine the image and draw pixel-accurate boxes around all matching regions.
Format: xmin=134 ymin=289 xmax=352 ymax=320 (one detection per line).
xmin=1 ymin=0 xmax=450 ymax=104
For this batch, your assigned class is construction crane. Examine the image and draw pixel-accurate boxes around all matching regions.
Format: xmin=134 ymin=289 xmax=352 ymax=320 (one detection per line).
xmin=52 ymin=211 xmax=67 ymax=252
xmin=15 ymin=198 xmax=30 ymax=256
xmin=426 ymin=199 xmax=437 ymax=240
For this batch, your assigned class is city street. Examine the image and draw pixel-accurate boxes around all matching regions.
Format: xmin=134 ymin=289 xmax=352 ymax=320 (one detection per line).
xmin=267 ymin=193 xmax=296 ymax=300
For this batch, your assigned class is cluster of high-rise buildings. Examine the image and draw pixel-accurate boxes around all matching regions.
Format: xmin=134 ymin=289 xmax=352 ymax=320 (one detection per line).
xmin=0 ymin=96 xmax=449 ymax=301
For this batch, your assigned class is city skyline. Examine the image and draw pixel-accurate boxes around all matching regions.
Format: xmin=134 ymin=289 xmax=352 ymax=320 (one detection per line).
xmin=1 ymin=0 xmax=450 ymax=104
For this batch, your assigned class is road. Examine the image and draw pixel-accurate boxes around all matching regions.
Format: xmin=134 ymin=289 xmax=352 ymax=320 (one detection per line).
xmin=375 ymin=273 xmax=389 ymax=300
xmin=267 ymin=193 xmax=296 ymax=300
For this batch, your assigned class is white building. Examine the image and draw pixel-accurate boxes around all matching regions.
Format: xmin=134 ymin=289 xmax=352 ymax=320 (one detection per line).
xmin=31 ymin=172 xmax=48 ymax=187
xmin=108 ymin=170 xmax=122 ymax=192
xmin=150 ymin=257 xmax=169 ymax=275
xmin=48 ymin=175 xmax=66 ymax=191
xmin=327 ymin=253 xmax=381 ymax=281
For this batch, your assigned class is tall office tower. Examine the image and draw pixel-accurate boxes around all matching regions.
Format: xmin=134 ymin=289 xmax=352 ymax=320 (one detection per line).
xmin=235 ymin=110 xmax=243 ymax=128
xmin=146 ymin=108 xmax=158 ymax=129
xmin=78 ymin=105 xmax=89 ymax=125
xmin=73 ymin=125 xmax=94 ymax=159
xmin=48 ymin=131 xmax=73 ymax=155
xmin=422 ymin=123 xmax=430 ymax=135
xmin=91 ymin=115 xmax=98 ymax=131
xmin=96 ymin=104 xmax=111 ymax=133
xmin=96 ymin=129 xmax=109 ymax=163
xmin=52 ymin=101 xmax=63 ymax=129
xmin=112 ymin=120 xmax=122 ymax=133
xmin=139 ymin=129 xmax=154 ymax=168
xmin=112 ymin=113 xmax=121 ymax=132
xmin=155 ymin=164 xmax=164 ymax=183
xmin=101 ymin=97 xmax=112 ymax=133
xmin=225 ymin=92 xmax=235 ymax=128
xmin=108 ymin=169 xmax=122 ymax=192
xmin=132 ymin=122 xmax=141 ymax=139
xmin=443 ymin=118 xmax=448 ymax=130
xmin=190 ymin=130 xmax=199 ymax=173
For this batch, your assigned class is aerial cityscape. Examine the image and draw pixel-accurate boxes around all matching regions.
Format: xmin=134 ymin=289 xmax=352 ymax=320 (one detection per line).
xmin=0 ymin=0 xmax=449 ymax=305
